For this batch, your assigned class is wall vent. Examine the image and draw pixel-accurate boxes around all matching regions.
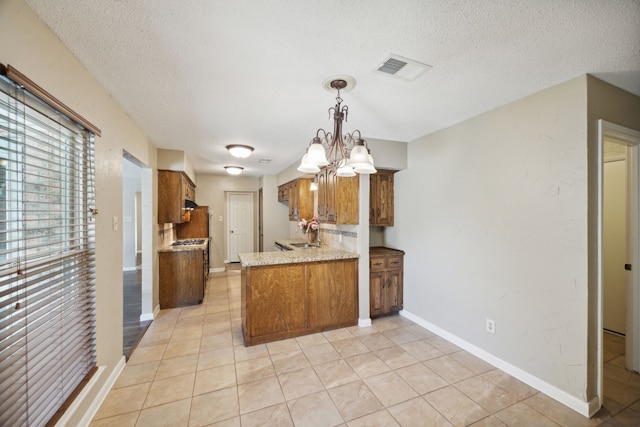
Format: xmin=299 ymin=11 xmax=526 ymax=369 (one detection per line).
xmin=375 ymin=54 xmax=432 ymax=81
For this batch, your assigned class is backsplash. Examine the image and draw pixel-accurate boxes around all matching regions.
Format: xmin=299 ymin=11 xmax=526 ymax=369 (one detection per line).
xmin=289 ymin=221 xmax=358 ymax=252
xmin=158 ymin=223 xmax=175 ymax=248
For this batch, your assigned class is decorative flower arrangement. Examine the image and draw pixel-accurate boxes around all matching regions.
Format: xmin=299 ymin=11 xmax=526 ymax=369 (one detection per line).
xmin=298 ymin=216 xmax=319 ymax=233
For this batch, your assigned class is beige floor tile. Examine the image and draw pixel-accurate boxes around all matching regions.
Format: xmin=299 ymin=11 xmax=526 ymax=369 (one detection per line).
xmin=395 ymin=362 xmax=449 ymax=395
xmin=303 ymin=342 xmax=341 ymax=365
xmin=346 ymin=352 xmax=392 ymax=379
xmin=171 ymin=325 xmax=204 ymax=344
xmin=382 ymin=328 xmax=420 ymax=345
xmin=175 ymin=314 xmax=205 ymax=328
xmin=155 ymin=353 xmax=199 ymax=380
xmin=163 ymin=338 xmax=201 ymax=359
xmin=279 ymin=366 xmax=325 ymax=400
xmin=288 ymin=390 xmax=344 ymax=426
xmin=401 ymin=325 xmax=435 ymax=340
xmin=235 ymin=355 xmax=275 ymax=384
xmin=360 ymin=333 xmax=396 ymax=351
xmin=364 ymin=372 xmax=418 ymax=407
xmin=426 ymin=336 xmax=462 ymax=354
xmin=233 ymin=343 xmax=268 ymax=362
xmin=375 ymin=346 xmax=419 ymax=370
xmin=266 ymin=337 xmax=300 ymax=355
xmin=424 ymin=355 xmax=476 ymax=384
xmin=468 ymin=416 xmax=508 ymax=426
xmin=240 ymin=403 xmax=294 ymax=427
xmin=424 ymin=386 xmax=489 ymax=427
xmin=237 ymin=376 xmax=285 ymax=414
xmin=494 ymin=401 xmax=560 ymax=427
xmin=113 ymin=361 xmax=160 ymax=389
xmin=604 ymin=363 xmax=640 ymax=391
xmin=454 ymin=375 xmax=518 ymax=413
xmin=197 ymin=347 xmax=235 ymax=371
xmin=400 ymin=340 xmax=444 ymax=362
xmin=189 ymin=386 xmax=239 ymax=426
xmin=296 ymin=332 xmax=330 ymax=348
xmin=194 ymin=363 xmax=237 ymax=395
xmin=328 ymin=380 xmax=383 ymax=421
xmin=324 ymin=328 xmax=356 ymax=342
xmin=347 ymin=409 xmax=400 ymax=427
xmin=127 ymin=344 xmax=167 ymax=365
xmin=332 ymin=337 xmax=371 ymax=358
xmin=89 ymin=411 xmax=139 ymax=427
xmin=609 ymin=406 xmax=640 ymax=426
xmin=371 ymin=318 xmax=399 ymax=332
xmin=94 ymin=382 xmax=150 ymax=420
xmin=136 ymin=398 xmax=191 ymax=427
xmin=523 ymin=393 xmax=609 ymax=426
xmin=200 ymin=330 xmax=233 ymax=351
xmin=347 ymin=325 xmax=379 ymax=337
xmin=143 ymin=372 xmax=195 ymax=408
xmin=314 ymin=359 xmax=361 ymax=389
xmin=271 ymin=349 xmax=311 ymax=374
xmin=179 ymin=304 xmax=207 ymax=319
xmin=387 ymin=397 xmax=452 ymax=427
xmin=481 ymin=370 xmax=537 ymax=401
xmin=137 ymin=330 xmax=172 ymax=348
xmin=449 ymin=351 xmax=495 ymax=375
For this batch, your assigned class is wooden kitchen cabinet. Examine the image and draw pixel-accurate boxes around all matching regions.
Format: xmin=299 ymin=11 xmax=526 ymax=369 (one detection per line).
xmin=158 ymin=170 xmax=196 ymax=224
xmin=370 ymin=169 xmax=395 ymax=226
xmin=316 ymin=167 xmax=358 ymax=224
xmin=241 ymin=258 xmax=358 ymax=345
xmin=279 ymin=178 xmax=313 ymax=221
xmin=369 ymin=247 xmax=404 ymax=317
xmin=159 ymin=249 xmax=206 ymax=308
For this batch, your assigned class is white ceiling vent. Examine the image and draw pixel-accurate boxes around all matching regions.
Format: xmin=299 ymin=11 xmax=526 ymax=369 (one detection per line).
xmin=375 ymin=54 xmax=432 ymax=81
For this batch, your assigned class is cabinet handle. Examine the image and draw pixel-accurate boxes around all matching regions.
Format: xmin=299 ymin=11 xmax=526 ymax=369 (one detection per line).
xmin=377 ymin=208 xmax=381 ymax=215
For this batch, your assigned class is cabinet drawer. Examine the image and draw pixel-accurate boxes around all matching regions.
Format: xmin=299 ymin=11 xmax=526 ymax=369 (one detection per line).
xmin=386 ymin=256 xmax=403 ymax=269
xmin=370 ymin=257 xmax=385 ymax=271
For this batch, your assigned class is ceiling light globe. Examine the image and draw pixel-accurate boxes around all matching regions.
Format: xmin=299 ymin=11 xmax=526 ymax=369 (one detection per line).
xmin=224 ymin=166 xmax=244 ymax=175
xmin=226 ymin=144 xmax=254 ymax=158
xmin=336 ymin=160 xmax=355 ymax=177
xmin=307 ymin=140 xmax=329 ymax=166
xmin=297 ymin=153 xmax=321 ymax=173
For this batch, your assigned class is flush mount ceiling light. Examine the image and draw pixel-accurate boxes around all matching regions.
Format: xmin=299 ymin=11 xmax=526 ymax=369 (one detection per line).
xmin=224 ymin=166 xmax=244 ymax=175
xmin=226 ymin=144 xmax=254 ymax=158
xmin=298 ymin=76 xmax=376 ymax=177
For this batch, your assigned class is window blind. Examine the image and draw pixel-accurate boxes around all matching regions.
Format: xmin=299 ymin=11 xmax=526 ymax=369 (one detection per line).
xmin=0 ymin=71 xmax=97 ymax=426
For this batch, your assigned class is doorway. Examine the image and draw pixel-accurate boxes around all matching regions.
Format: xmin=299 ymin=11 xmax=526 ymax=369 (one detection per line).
xmin=598 ymin=120 xmax=640 ymax=409
xmin=226 ymin=192 xmax=254 ymax=263
xmin=122 ymin=152 xmax=153 ymax=359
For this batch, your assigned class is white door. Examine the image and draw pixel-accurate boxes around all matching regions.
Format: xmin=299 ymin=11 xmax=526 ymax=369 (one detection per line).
xmin=227 ymin=192 xmax=254 ymax=262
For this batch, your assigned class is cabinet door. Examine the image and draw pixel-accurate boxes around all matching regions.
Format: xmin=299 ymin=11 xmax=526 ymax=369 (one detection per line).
xmin=288 ymin=180 xmax=299 ymax=220
xmin=307 ymin=260 xmax=357 ymax=328
xmin=370 ymin=170 xmax=394 ymax=226
xmin=317 ymin=170 xmax=328 ymax=222
xmin=246 ymin=265 xmax=306 ymax=337
xmin=369 ymin=270 xmax=385 ymax=317
xmin=325 ymin=169 xmax=337 ymax=223
xmin=386 ymin=269 xmax=403 ymax=313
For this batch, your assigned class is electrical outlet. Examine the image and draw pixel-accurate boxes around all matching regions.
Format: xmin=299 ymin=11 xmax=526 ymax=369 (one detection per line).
xmin=486 ymin=318 xmax=496 ymax=334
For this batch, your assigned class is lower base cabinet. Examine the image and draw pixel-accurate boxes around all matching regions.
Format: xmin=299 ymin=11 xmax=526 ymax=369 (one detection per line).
xmin=241 ymin=259 xmax=358 ymax=345
xmin=369 ymin=247 xmax=404 ymax=317
xmin=159 ymin=250 xmax=206 ymax=309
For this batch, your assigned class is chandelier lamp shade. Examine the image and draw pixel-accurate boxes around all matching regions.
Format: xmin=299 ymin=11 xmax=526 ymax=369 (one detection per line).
xmin=226 ymin=144 xmax=254 ymax=158
xmin=298 ymin=78 xmax=376 ymax=177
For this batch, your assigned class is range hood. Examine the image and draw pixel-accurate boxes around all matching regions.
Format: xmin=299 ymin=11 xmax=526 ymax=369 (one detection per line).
xmin=184 ymin=199 xmax=198 ymax=210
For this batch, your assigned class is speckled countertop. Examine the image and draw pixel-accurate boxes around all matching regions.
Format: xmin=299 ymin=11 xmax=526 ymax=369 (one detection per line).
xmin=157 ymin=238 xmax=209 ymax=253
xmin=238 ymin=239 xmax=359 ymax=267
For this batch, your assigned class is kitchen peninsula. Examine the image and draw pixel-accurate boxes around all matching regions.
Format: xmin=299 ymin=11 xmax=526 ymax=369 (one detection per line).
xmin=239 ymin=241 xmax=359 ymax=346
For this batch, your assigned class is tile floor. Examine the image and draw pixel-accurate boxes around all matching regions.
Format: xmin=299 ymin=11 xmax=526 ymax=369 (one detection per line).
xmin=91 ymin=269 xmax=640 ymax=426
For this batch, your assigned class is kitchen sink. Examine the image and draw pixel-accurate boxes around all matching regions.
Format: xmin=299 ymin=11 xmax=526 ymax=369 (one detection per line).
xmin=290 ymin=243 xmax=320 ymax=249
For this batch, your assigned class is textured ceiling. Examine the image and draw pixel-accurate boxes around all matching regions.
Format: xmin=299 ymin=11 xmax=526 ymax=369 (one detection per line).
xmin=25 ymin=0 xmax=640 ymax=177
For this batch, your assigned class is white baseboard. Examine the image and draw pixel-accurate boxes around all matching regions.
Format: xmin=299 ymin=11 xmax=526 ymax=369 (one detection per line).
xmin=400 ymin=310 xmax=594 ymax=418
xmin=358 ymin=318 xmax=372 ymax=327
xmin=62 ymin=356 xmax=126 ymax=427
xmin=122 ymin=267 xmax=137 ymax=272
xmin=211 ymin=267 xmax=226 ymax=273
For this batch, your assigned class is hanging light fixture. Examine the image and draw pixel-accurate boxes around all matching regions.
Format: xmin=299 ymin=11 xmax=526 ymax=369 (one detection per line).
xmin=226 ymin=144 xmax=254 ymax=158
xmin=298 ymin=77 xmax=376 ymax=176
xmin=224 ymin=166 xmax=244 ymax=175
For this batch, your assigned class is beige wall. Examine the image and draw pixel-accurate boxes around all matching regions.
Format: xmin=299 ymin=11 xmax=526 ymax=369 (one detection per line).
xmin=194 ymin=174 xmax=260 ymax=269
xmin=0 ymin=0 xmax=160 ymax=424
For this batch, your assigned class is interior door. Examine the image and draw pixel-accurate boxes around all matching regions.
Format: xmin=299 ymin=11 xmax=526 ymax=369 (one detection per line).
xmin=227 ymin=192 xmax=254 ymax=263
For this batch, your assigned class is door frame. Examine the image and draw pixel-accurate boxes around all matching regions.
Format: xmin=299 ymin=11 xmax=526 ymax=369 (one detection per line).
xmin=597 ymin=120 xmax=640 ymax=407
xmin=225 ymin=191 xmax=255 ymax=263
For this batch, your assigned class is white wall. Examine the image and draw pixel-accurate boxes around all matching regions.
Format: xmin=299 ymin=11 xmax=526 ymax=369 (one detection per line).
xmin=260 ymin=175 xmax=290 ymax=251
xmin=387 ymin=77 xmax=592 ymax=403
xmin=0 ymin=1 xmax=160 ymax=424
xmin=122 ymin=175 xmax=141 ymax=270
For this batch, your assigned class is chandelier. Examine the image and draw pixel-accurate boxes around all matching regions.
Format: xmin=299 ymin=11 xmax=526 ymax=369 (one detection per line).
xmin=297 ymin=78 xmax=376 ymax=176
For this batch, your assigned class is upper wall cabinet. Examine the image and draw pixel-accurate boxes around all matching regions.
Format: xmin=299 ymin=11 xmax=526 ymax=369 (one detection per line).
xmin=158 ymin=170 xmax=196 ymax=224
xmin=278 ymin=178 xmax=313 ymax=221
xmin=317 ymin=168 xmax=358 ymax=224
xmin=370 ymin=169 xmax=395 ymax=226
